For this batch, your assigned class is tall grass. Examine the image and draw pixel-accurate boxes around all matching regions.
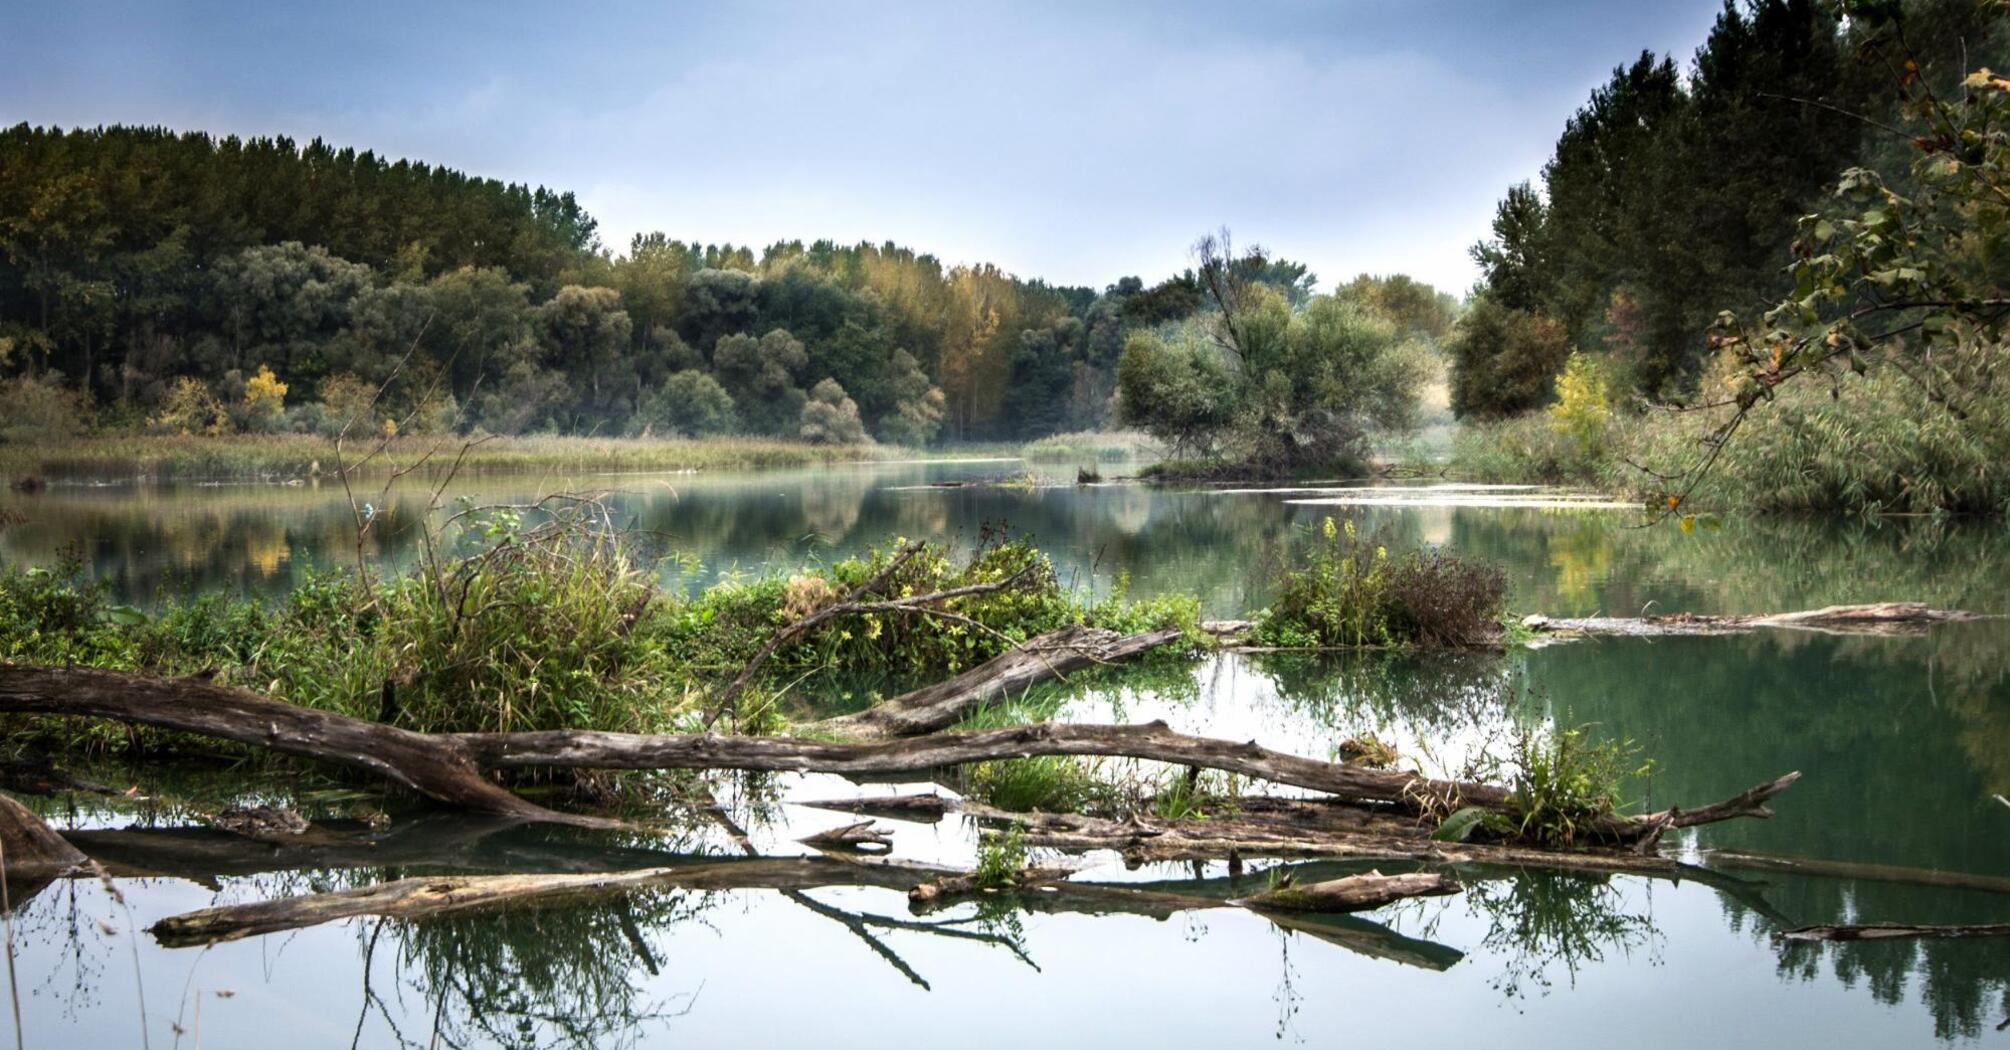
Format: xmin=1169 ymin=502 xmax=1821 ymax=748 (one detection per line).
xmin=1020 ymin=430 xmax=1161 ymax=464
xmin=0 ymin=433 xmax=907 ymax=483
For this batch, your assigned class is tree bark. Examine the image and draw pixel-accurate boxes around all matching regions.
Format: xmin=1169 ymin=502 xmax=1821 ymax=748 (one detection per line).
xmin=0 ymin=665 xmax=602 ymax=827
xmin=817 ymin=624 xmax=1185 ymax=739
xmin=0 ymin=664 xmax=1796 ymax=847
xmin=1524 ymin=602 xmax=1980 ymax=640
xmin=1235 ymin=871 xmax=1460 ymax=912
xmin=0 ymin=791 xmax=88 ymax=886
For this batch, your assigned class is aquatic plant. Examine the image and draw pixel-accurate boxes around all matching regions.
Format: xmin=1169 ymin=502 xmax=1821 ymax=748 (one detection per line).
xmin=1252 ymin=517 xmax=1506 ymax=649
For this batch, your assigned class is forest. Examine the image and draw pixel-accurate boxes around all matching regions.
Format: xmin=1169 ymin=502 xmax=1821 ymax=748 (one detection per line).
xmin=0 ymin=123 xmax=1450 ymax=453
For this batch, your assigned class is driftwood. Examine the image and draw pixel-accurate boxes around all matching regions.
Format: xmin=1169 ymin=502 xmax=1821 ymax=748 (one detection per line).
xmin=907 ymin=865 xmax=1076 ymax=907
xmin=798 ymin=820 xmax=894 ymax=854
xmin=1236 ymin=871 xmax=1460 ymax=912
xmin=801 ymin=792 xmax=954 ymax=823
xmin=0 ymin=662 xmax=1794 ymax=849
xmin=1776 ymin=922 xmax=2010 ymax=943
xmin=1701 ymin=849 xmax=2010 ymax=897
xmin=1524 ymin=602 xmax=1980 ymax=640
xmin=0 ymin=792 xmax=88 ymax=900
xmin=817 ymin=624 xmax=1185 ymax=739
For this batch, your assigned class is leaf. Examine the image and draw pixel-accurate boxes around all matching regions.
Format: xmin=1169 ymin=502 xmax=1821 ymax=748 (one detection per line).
xmin=100 ymin=604 xmax=149 ymax=627
xmin=1432 ymin=806 xmax=1491 ymax=842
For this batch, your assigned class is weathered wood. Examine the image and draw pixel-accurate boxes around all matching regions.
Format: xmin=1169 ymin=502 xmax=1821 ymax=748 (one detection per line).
xmin=1236 ymin=871 xmax=1460 ymax=912
xmin=0 ymin=665 xmax=597 ymax=826
xmin=1776 ymin=922 xmax=2010 ymax=942
xmin=0 ymin=791 xmax=88 ymax=885
xmin=1525 ymin=602 xmax=1980 ymax=640
xmin=1701 ymin=848 xmax=2010 ymax=896
xmin=907 ymin=865 xmax=1076 ymax=907
xmin=818 ymin=624 xmax=1186 ymax=739
xmin=798 ymin=820 xmax=893 ymax=853
xmin=0 ymin=665 xmax=1796 ymax=845
xmin=800 ymin=792 xmax=953 ymax=823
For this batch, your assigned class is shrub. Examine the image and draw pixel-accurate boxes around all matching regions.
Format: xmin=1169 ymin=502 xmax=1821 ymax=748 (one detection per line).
xmin=241 ymin=364 xmax=289 ymax=431
xmin=1254 ymin=517 xmax=1506 ymax=648
xmin=798 ymin=378 xmax=869 ymax=445
xmin=149 ymin=376 xmax=231 ymax=436
xmin=0 ymin=373 xmax=91 ymax=444
xmin=632 ymin=369 xmax=737 ymax=438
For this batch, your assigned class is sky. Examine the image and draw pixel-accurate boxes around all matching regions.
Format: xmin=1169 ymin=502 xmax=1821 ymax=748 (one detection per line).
xmin=0 ymin=1 xmax=1725 ymax=294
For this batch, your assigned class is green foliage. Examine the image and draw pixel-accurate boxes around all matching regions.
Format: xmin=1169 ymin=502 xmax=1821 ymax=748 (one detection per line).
xmin=1116 ymin=241 xmax=1431 ymax=474
xmin=974 ymin=825 xmax=1029 ymax=889
xmin=1502 ymin=726 xmax=1653 ymax=848
xmin=1253 ymin=517 xmax=1506 ymax=649
xmin=1447 ymin=296 xmax=1574 ymax=420
xmin=0 ymin=522 xmax=1199 ymax=758
xmin=798 ymin=378 xmax=869 ymax=445
xmin=0 ymin=372 xmax=90 ymax=444
xmin=631 ymin=370 xmax=738 ymax=438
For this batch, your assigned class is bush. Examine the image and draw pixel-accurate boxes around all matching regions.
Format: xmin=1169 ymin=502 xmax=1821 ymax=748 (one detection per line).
xmin=0 ymin=373 xmax=91 ymax=444
xmin=633 ymin=370 xmax=737 ymax=438
xmin=1253 ymin=517 xmax=1506 ymax=648
xmin=1448 ymin=296 xmax=1573 ymax=420
xmin=798 ymin=378 xmax=869 ymax=445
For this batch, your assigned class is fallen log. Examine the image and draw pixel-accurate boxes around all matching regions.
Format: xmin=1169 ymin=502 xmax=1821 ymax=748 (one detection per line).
xmin=907 ymin=865 xmax=1075 ymax=907
xmin=817 ymin=624 xmax=1186 ymax=739
xmin=1524 ymin=602 xmax=1980 ymax=640
xmin=798 ymin=820 xmax=893 ymax=854
xmin=1776 ymin=922 xmax=2010 ymax=943
xmin=0 ymin=665 xmax=1796 ymax=845
xmin=1701 ymin=848 xmax=2010 ymax=897
xmin=1235 ymin=871 xmax=1460 ymax=912
xmin=0 ymin=791 xmax=89 ymax=896
xmin=0 ymin=665 xmax=594 ymax=827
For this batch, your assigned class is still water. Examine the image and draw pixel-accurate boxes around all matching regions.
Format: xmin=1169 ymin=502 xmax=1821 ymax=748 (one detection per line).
xmin=3 ymin=460 xmax=2007 ymax=1047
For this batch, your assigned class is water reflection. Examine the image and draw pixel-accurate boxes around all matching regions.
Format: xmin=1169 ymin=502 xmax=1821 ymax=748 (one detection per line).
xmin=5 ymin=466 xmax=2010 ymax=1044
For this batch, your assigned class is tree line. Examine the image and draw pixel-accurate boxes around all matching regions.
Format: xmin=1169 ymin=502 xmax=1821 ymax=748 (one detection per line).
xmin=1451 ymin=0 xmax=2009 ymax=418
xmin=0 ymin=123 xmax=1450 ymax=449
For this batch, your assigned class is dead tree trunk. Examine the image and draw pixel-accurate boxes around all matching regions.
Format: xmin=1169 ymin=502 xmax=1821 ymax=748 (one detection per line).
xmin=0 ymin=663 xmax=1796 ymax=846
xmin=1524 ymin=602 xmax=1980 ymax=640
xmin=1236 ymin=871 xmax=1460 ymax=912
xmin=1777 ymin=922 xmax=2010 ymax=942
xmin=817 ymin=624 xmax=1185 ymax=739
xmin=0 ymin=791 xmax=88 ymax=885
xmin=0 ymin=665 xmax=602 ymax=827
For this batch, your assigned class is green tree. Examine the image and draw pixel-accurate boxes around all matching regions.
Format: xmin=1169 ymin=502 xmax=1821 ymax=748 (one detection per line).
xmin=632 ymin=369 xmax=737 ymax=438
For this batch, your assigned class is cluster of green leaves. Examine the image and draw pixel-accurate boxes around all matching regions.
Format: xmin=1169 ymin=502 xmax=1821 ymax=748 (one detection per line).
xmin=1433 ymin=726 xmax=1653 ymax=849
xmin=1252 ymin=517 xmax=1507 ymax=649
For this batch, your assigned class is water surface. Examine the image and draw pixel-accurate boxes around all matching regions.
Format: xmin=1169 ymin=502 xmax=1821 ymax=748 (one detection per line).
xmin=3 ymin=462 xmax=2006 ymax=1047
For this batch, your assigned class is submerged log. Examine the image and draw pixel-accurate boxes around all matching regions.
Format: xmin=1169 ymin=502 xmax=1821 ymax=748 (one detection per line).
xmin=1777 ymin=922 xmax=2010 ymax=943
xmin=1525 ymin=602 xmax=1980 ymax=640
xmin=1236 ymin=871 xmax=1459 ymax=912
xmin=907 ymin=865 xmax=1075 ymax=907
xmin=1701 ymin=848 xmax=2010 ymax=897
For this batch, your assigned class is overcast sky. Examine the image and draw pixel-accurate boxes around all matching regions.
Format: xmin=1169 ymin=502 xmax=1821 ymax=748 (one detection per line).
xmin=1 ymin=1 xmax=1723 ymax=293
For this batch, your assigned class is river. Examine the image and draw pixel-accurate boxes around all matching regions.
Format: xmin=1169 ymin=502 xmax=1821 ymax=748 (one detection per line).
xmin=2 ymin=459 xmax=2006 ymax=1047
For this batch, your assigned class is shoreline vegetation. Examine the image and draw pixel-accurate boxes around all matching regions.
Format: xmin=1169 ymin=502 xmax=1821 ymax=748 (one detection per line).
xmin=0 ymin=430 xmax=1166 ymax=485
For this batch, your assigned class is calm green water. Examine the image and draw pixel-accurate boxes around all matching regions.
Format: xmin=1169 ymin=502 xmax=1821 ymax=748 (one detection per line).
xmin=3 ymin=462 xmax=2007 ymax=1047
